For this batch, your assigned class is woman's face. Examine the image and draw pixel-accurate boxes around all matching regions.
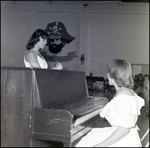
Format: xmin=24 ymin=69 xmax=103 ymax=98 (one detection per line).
xmin=144 ymin=76 xmax=148 ymax=81
xmin=38 ymin=37 xmax=47 ymax=49
xmin=138 ymin=75 xmax=143 ymax=80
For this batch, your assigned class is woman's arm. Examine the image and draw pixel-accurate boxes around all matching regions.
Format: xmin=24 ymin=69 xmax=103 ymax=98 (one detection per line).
xmin=26 ymin=52 xmax=41 ymax=68
xmin=93 ymin=126 xmax=130 ymax=147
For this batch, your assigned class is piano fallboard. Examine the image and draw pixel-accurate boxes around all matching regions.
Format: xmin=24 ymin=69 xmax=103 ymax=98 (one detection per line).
xmin=51 ymin=96 xmax=107 ymax=117
xmin=51 ymin=96 xmax=108 ymax=127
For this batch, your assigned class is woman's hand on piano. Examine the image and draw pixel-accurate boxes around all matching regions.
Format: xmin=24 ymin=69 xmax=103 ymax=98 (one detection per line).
xmin=52 ymin=61 xmax=63 ymax=70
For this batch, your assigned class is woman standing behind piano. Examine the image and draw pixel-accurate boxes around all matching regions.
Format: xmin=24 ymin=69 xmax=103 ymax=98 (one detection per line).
xmin=76 ymin=59 xmax=144 ymax=147
xmin=24 ymin=29 xmax=63 ymax=70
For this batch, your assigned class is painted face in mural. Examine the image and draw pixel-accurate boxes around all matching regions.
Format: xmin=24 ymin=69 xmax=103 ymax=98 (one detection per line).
xmin=45 ymin=21 xmax=75 ymax=54
xmin=46 ymin=34 xmax=66 ymax=54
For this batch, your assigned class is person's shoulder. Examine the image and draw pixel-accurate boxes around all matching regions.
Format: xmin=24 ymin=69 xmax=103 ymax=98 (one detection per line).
xmin=114 ymin=92 xmax=135 ymax=103
xmin=113 ymin=95 xmax=134 ymax=109
xmin=117 ymin=89 xmax=135 ymax=97
xmin=26 ymin=51 xmax=36 ymax=57
xmin=25 ymin=51 xmax=37 ymax=61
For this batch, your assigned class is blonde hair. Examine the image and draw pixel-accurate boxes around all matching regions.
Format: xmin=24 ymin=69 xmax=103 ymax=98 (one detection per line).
xmin=107 ymin=59 xmax=134 ymax=88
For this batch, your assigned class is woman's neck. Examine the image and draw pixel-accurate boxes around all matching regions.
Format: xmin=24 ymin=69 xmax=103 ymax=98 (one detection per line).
xmin=115 ymin=87 xmax=122 ymax=94
xmin=32 ymin=44 xmax=40 ymax=52
xmin=30 ymin=47 xmax=42 ymax=57
xmin=115 ymin=86 xmax=134 ymax=96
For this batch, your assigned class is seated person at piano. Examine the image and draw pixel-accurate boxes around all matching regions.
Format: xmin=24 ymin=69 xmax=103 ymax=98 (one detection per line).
xmin=76 ymin=59 xmax=145 ymax=147
xmin=24 ymin=29 xmax=63 ymax=70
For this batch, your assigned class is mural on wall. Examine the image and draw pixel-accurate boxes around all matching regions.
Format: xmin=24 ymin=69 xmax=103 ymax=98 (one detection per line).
xmin=41 ymin=21 xmax=77 ymax=62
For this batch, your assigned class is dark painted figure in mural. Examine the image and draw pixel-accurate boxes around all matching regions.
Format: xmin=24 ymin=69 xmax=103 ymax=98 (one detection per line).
xmin=41 ymin=21 xmax=77 ymax=62
xmin=45 ymin=21 xmax=75 ymax=54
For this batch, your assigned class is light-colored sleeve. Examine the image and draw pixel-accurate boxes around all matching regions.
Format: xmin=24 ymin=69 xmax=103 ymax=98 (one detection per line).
xmin=100 ymin=95 xmax=145 ymax=128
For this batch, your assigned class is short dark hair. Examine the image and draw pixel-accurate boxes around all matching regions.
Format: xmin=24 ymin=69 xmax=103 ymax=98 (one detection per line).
xmin=26 ymin=29 xmax=48 ymax=50
xmin=107 ymin=59 xmax=134 ymax=89
xmin=137 ymin=73 xmax=144 ymax=80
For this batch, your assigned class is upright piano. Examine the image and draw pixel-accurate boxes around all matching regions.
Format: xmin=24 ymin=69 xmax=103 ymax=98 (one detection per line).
xmin=1 ymin=67 xmax=108 ymax=147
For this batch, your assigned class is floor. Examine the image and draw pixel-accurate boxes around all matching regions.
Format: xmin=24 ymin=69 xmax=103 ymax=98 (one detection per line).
xmin=137 ymin=108 xmax=149 ymax=147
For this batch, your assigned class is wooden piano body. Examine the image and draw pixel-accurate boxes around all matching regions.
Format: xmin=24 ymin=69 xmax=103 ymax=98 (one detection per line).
xmin=1 ymin=67 xmax=108 ymax=147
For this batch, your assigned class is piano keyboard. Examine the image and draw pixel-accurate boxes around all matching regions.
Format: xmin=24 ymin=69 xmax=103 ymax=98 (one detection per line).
xmin=53 ymin=96 xmax=108 ymax=117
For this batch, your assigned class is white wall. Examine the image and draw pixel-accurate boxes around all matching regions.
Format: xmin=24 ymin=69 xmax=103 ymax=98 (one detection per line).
xmin=1 ymin=1 xmax=149 ymax=77
xmin=85 ymin=2 xmax=149 ymax=76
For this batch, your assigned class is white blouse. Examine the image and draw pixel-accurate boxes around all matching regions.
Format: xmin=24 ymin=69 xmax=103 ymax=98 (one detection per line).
xmin=24 ymin=52 xmax=48 ymax=69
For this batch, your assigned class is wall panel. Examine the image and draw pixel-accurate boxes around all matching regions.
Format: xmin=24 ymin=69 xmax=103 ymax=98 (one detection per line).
xmin=87 ymin=12 xmax=149 ymax=77
xmin=1 ymin=12 xmax=31 ymax=67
